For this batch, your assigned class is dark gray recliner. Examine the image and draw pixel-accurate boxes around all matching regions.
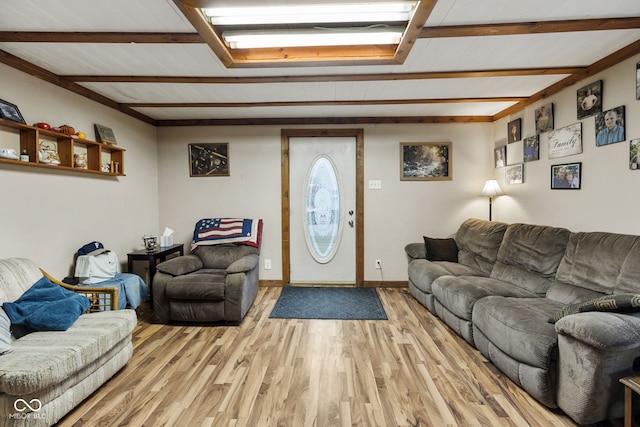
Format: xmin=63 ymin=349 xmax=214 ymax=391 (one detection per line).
xmin=152 ymin=244 xmax=260 ymax=324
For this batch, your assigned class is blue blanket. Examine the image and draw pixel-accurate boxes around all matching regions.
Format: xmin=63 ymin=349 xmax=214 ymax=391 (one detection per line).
xmin=92 ymin=273 xmax=148 ymax=310
xmin=3 ymin=276 xmax=90 ymax=333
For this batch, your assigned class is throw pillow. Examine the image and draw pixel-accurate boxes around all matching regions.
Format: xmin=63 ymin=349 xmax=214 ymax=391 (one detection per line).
xmin=3 ymin=275 xmax=90 ymax=336
xmin=423 ymin=236 xmax=458 ymax=262
xmin=0 ymin=307 xmax=12 ymax=355
xmin=550 ymin=294 xmax=640 ymax=324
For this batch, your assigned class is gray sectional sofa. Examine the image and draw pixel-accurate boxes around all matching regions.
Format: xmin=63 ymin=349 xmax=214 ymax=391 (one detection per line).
xmin=405 ymin=218 xmax=640 ymax=425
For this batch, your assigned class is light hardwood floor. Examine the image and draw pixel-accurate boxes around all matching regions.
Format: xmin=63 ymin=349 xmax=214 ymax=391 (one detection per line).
xmin=58 ymin=287 xmax=622 ymax=426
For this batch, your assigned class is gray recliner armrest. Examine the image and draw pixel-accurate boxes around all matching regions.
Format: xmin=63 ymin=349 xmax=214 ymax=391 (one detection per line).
xmin=227 ymin=254 xmax=259 ymax=274
xmin=156 ymin=255 xmax=203 ymax=276
xmin=405 ymin=243 xmax=426 ymax=261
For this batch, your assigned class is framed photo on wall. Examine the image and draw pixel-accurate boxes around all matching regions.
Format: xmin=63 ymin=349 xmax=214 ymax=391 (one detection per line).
xmin=189 ymin=143 xmax=229 ymax=177
xmin=636 ymin=61 xmax=640 ymax=100
xmin=505 ymin=163 xmax=524 ymax=185
xmin=507 ymin=118 xmax=521 ymax=143
xmin=630 ymin=138 xmax=640 ymax=170
xmin=551 ymin=162 xmax=581 ymax=189
xmin=577 ymin=80 xmax=602 ymax=119
xmin=523 ymin=135 xmax=539 ymax=162
xmin=400 ymin=142 xmax=451 ymax=181
xmin=548 ymin=123 xmax=582 ymax=159
xmin=595 ymin=106 xmax=625 ymax=147
xmin=494 ymin=146 xmax=506 ymax=168
xmin=535 ymin=103 xmax=554 ymax=134
xmin=0 ymin=98 xmax=26 ymax=124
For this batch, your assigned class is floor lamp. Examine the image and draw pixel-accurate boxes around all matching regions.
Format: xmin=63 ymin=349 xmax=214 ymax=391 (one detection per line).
xmin=480 ymin=179 xmax=504 ymax=221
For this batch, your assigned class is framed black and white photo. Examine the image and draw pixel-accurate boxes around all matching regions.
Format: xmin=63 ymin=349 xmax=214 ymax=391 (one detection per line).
xmin=189 ymin=143 xmax=229 ymax=177
xmin=523 ymin=135 xmax=539 ymax=162
xmin=551 ymin=162 xmax=581 ymax=189
xmin=577 ymin=80 xmax=602 ymax=119
xmin=400 ymin=142 xmax=451 ymax=181
xmin=0 ymin=98 xmax=26 ymax=124
xmin=535 ymin=103 xmax=554 ymax=134
xmin=494 ymin=146 xmax=506 ymax=168
xmin=548 ymin=123 xmax=582 ymax=159
xmin=506 ymin=164 xmax=523 ymax=185
xmin=507 ymin=118 xmax=521 ymax=143
xmin=595 ymin=106 xmax=625 ymax=147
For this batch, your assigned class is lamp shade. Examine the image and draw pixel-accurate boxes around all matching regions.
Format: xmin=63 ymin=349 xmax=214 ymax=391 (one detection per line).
xmin=480 ymin=179 xmax=504 ymax=198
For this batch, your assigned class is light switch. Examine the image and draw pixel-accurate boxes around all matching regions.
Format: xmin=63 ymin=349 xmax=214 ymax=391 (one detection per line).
xmin=368 ymin=180 xmax=382 ymax=189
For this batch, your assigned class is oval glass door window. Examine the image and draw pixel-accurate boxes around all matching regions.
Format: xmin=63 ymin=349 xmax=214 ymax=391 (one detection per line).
xmin=304 ymin=156 xmax=342 ymax=263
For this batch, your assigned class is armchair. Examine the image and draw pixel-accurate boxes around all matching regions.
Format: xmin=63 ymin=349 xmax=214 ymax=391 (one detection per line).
xmin=152 ymin=244 xmax=260 ymax=323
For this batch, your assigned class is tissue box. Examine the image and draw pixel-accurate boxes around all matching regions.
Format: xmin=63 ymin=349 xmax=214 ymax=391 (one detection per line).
xmin=160 ymin=235 xmax=173 ymax=247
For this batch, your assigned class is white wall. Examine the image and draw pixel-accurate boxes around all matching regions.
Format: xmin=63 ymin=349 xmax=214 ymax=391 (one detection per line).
xmin=0 ymin=64 xmax=159 ymax=278
xmin=157 ymin=123 xmax=494 ymax=282
xmin=492 ymin=53 xmax=640 ymax=235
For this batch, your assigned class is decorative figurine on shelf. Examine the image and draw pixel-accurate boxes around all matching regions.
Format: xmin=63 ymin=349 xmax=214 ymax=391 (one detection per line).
xmin=74 ymin=153 xmax=87 ymax=169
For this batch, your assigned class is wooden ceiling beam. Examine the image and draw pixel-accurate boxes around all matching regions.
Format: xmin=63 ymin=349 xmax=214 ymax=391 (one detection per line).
xmin=0 ymin=32 xmax=202 ymax=43
xmin=155 ymin=116 xmax=493 ymax=127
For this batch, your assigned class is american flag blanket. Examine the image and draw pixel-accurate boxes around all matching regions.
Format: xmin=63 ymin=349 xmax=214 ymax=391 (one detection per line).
xmin=191 ymin=218 xmax=262 ymax=251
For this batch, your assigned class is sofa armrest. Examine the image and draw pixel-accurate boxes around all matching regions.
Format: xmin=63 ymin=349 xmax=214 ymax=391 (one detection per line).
xmin=227 ymin=254 xmax=259 ymax=274
xmin=405 ymin=243 xmax=426 ymax=261
xmin=555 ymin=312 xmax=640 ymax=350
xmin=41 ymin=269 xmax=119 ymax=312
xmin=156 ymin=255 xmax=203 ymax=276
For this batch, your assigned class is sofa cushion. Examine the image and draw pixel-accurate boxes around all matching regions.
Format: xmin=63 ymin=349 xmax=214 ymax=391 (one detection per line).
xmin=423 ymin=237 xmax=458 ymax=262
xmin=166 ymin=273 xmax=226 ymax=301
xmin=0 ymin=310 xmax=136 ymax=395
xmin=408 ymin=259 xmax=485 ymax=294
xmin=455 ymin=218 xmax=508 ymax=276
xmin=196 ymin=244 xmax=260 ymax=270
xmin=491 ymin=223 xmax=571 ymax=295
xmin=550 ymin=294 xmax=640 ymax=323
xmin=157 ymin=255 xmax=203 ymax=276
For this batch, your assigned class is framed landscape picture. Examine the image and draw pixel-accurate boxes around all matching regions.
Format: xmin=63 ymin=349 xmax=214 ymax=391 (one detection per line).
xmin=400 ymin=142 xmax=451 ymax=181
xmin=551 ymin=162 xmax=581 ymax=189
xmin=595 ymin=106 xmax=625 ymax=147
xmin=506 ymin=163 xmax=524 ymax=184
xmin=577 ymin=80 xmax=602 ymax=119
xmin=189 ymin=143 xmax=229 ymax=177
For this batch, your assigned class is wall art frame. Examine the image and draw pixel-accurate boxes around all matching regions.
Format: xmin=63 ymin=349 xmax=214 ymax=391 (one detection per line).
xmin=0 ymin=98 xmax=26 ymax=124
xmin=551 ymin=162 xmax=581 ymax=189
xmin=548 ymin=123 xmax=582 ymax=159
xmin=506 ymin=163 xmax=524 ymax=185
xmin=508 ymin=118 xmax=521 ymax=143
xmin=577 ymin=80 xmax=602 ymax=119
xmin=400 ymin=141 xmax=451 ymax=181
xmin=523 ymin=135 xmax=539 ymax=162
xmin=94 ymin=124 xmax=117 ymax=145
xmin=535 ymin=103 xmax=554 ymax=134
xmin=189 ymin=143 xmax=229 ymax=177
xmin=630 ymin=138 xmax=640 ymax=170
xmin=595 ymin=105 xmax=625 ymax=147
xmin=494 ymin=146 xmax=506 ymax=168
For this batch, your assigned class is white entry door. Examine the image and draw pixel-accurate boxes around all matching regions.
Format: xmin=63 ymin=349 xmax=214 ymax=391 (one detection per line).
xmin=289 ymin=137 xmax=356 ymax=284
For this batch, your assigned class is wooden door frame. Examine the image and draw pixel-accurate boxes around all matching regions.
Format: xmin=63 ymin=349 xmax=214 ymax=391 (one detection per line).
xmin=281 ymin=128 xmax=365 ymax=286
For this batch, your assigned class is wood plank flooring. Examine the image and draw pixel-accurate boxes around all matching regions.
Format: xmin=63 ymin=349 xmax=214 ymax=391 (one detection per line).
xmin=57 ymin=287 xmax=622 ymax=426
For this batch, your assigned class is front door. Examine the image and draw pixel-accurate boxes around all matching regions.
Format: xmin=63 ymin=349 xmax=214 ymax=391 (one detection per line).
xmin=289 ymin=137 xmax=356 ymax=284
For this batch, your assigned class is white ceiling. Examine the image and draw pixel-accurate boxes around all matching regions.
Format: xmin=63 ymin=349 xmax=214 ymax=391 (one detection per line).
xmin=0 ymin=0 xmax=639 ymax=125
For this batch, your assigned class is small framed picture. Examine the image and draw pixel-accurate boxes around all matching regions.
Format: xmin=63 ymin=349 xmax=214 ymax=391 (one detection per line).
xmin=535 ymin=103 xmax=554 ymax=134
xmin=523 ymin=135 xmax=539 ymax=162
xmin=595 ymin=106 xmax=625 ymax=147
xmin=508 ymin=118 xmax=521 ymax=143
xmin=505 ymin=163 xmax=524 ymax=185
xmin=577 ymin=80 xmax=602 ymax=119
xmin=548 ymin=123 xmax=582 ymax=159
xmin=94 ymin=124 xmax=117 ymax=145
xmin=494 ymin=146 xmax=506 ymax=168
xmin=551 ymin=162 xmax=581 ymax=189
xmin=189 ymin=143 xmax=229 ymax=177
xmin=0 ymin=98 xmax=26 ymax=124
xmin=636 ymin=61 xmax=640 ymax=100
xmin=400 ymin=142 xmax=451 ymax=181
xmin=630 ymin=138 xmax=640 ymax=170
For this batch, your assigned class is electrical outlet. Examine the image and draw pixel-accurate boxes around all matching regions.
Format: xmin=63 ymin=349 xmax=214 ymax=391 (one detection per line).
xmin=264 ymin=259 xmax=272 ymax=270
xmin=375 ymin=259 xmax=382 ymax=269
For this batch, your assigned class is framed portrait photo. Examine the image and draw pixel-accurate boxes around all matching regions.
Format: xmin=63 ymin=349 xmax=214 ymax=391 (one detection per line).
xmin=595 ymin=106 xmax=625 ymax=147
xmin=189 ymin=143 xmax=229 ymax=177
xmin=535 ymin=103 xmax=554 ymax=134
xmin=523 ymin=135 xmax=539 ymax=162
xmin=494 ymin=146 xmax=506 ymax=168
xmin=400 ymin=142 xmax=451 ymax=181
xmin=505 ymin=163 xmax=524 ymax=185
xmin=551 ymin=162 xmax=581 ymax=190
xmin=0 ymin=98 xmax=26 ymax=124
xmin=630 ymin=138 xmax=640 ymax=170
xmin=507 ymin=118 xmax=521 ymax=143
xmin=577 ymin=80 xmax=602 ymax=119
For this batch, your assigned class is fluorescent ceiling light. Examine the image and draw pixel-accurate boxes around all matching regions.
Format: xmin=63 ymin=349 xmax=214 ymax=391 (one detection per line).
xmin=223 ymin=28 xmax=404 ymax=49
xmin=203 ymin=3 xmax=416 ymax=26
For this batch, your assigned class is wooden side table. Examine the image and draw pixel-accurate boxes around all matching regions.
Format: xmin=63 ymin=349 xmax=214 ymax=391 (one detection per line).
xmin=127 ymin=244 xmax=184 ymax=307
xmin=621 ymin=376 xmax=640 ymax=427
